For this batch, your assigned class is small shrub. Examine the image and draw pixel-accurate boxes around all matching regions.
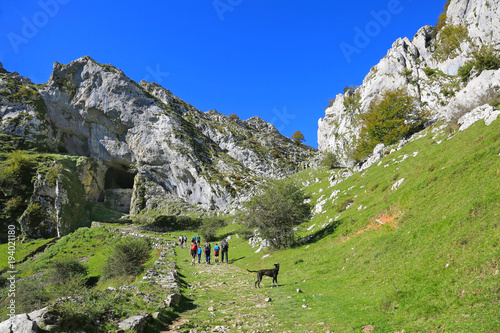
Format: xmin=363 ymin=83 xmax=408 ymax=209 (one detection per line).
xmin=102 ymin=237 xmax=151 ymax=279
xmin=50 ymin=257 xmax=87 ymax=285
xmin=240 ymin=179 xmax=311 ymax=249
xmin=458 ymin=61 xmax=474 ymax=82
xmin=17 ymin=280 xmax=50 ymax=314
xmin=354 ymin=88 xmax=427 ymax=161
xmin=200 ymin=217 xmax=226 ymax=242
xmin=322 ymin=152 xmax=339 ymax=169
xmin=433 ymin=0 xmax=451 ymax=36
xmin=423 ymin=67 xmax=437 ymax=77
xmin=473 ymin=45 xmax=500 ymax=72
xmin=343 ymin=87 xmax=361 ymax=113
xmin=25 ymin=202 xmax=43 ymax=218
xmin=434 ymin=25 xmax=468 ymax=61
xmin=50 ymin=290 xmax=129 ymax=333
xmin=337 ymin=199 xmax=354 ymax=213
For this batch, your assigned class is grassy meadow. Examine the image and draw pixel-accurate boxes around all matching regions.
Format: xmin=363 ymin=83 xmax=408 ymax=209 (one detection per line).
xmin=0 ymin=118 xmax=498 ymax=332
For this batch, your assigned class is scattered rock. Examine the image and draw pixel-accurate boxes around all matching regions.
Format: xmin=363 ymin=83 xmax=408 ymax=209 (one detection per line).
xmin=117 ymin=314 xmax=152 ymax=333
xmin=164 ymin=293 xmax=182 ymax=307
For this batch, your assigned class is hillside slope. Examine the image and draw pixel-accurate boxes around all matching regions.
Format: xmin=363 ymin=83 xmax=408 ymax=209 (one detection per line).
xmin=1 ymin=107 xmax=498 ymax=332
xmin=318 ymin=0 xmax=500 ymax=166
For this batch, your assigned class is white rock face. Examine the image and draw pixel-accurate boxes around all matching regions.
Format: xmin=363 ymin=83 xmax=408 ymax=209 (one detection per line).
xmin=318 ymin=0 xmax=500 ymax=166
xmin=458 ymin=104 xmax=500 ymax=131
xmin=0 ymin=56 xmax=316 ymax=214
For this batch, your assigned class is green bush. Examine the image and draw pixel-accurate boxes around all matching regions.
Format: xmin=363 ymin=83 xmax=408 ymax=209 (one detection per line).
xmin=457 ymin=45 xmax=500 ymax=83
xmin=322 ymin=152 xmax=340 ymax=169
xmin=102 ymin=237 xmax=151 ymax=279
xmin=473 ymin=45 xmax=500 ymax=72
xmin=16 ymin=280 xmax=51 ymax=314
xmin=343 ymin=86 xmax=361 ymax=113
xmin=457 ymin=61 xmax=474 ymax=82
xmin=146 ymin=215 xmax=202 ymax=231
xmin=354 ymin=88 xmax=427 ymax=161
xmin=50 ymin=257 xmax=87 ymax=285
xmin=434 ymin=25 xmax=468 ymax=61
xmin=199 ymin=217 xmax=226 ymax=242
xmin=50 ymin=290 xmax=127 ymax=333
xmin=337 ymin=198 xmax=354 ymax=213
xmin=432 ymin=0 xmax=451 ymax=36
xmin=423 ymin=67 xmax=437 ymax=77
xmin=240 ymin=179 xmax=311 ymax=249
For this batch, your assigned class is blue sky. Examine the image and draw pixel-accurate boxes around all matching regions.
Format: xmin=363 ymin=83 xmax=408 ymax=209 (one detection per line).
xmin=0 ymin=0 xmax=445 ymax=148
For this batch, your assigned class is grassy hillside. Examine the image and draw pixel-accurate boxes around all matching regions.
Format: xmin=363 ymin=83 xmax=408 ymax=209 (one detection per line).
xmin=211 ymin=119 xmax=499 ymax=332
xmin=1 ymin=118 xmax=498 ymax=332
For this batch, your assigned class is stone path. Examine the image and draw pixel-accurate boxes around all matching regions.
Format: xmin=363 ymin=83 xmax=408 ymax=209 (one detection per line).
xmin=168 ymin=256 xmax=287 ymax=333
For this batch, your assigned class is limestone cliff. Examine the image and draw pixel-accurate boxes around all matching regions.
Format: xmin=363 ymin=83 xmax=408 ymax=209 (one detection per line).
xmin=1 ymin=57 xmax=317 ymax=237
xmin=318 ymin=0 xmax=500 ymax=166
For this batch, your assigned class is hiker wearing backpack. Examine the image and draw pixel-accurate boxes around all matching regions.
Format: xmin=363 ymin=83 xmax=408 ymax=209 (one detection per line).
xmin=197 ymin=245 xmax=202 ymax=263
xmin=190 ymin=242 xmax=198 ymax=265
xmin=220 ymin=238 xmax=229 ymax=263
xmin=204 ymin=241 xmax=211 ymax=264
xmin=213 ymin=243 xmax=220 ymax=264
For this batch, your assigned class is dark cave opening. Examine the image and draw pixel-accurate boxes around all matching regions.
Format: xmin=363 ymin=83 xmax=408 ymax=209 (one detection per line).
xmin=104 ymin=165 xmax=136 ymax=189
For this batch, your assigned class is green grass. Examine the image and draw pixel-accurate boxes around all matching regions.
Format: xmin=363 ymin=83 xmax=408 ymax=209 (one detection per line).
xmin=171 ymin=119 xmax=500 ymax=332
xmin=0 ymin=119 xmax=498 ymax=331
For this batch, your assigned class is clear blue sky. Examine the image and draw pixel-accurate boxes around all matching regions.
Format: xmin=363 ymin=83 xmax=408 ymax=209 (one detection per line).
xmin=0 ymin=0 xmax=445 ymax=148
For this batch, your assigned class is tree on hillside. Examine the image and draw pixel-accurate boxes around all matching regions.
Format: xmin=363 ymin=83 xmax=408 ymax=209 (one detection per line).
xmin=354 ymin=88 xmax=427 ymax=161
xmin=291 ymin=131 xmax=305 ymax=144
xmin=239 ymin=180 xmax=311 ymax=249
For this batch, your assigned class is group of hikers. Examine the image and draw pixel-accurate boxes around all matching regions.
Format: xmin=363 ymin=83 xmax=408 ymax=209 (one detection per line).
xmin=178 ymin=234 xmax=229 ymax=265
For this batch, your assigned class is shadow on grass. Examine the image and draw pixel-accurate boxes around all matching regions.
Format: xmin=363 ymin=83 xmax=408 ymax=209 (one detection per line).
xmin=229 ymin=256 xmax=246 ymax=263
xmin=303 ymin=220 xmax=342 ymax=244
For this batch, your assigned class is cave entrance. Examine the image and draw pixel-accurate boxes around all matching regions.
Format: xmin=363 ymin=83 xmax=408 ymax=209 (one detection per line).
xmin=105 ymin=165 xmax=136 ymax=189
xmin=104 ymin=165 xmax=136 ymax=214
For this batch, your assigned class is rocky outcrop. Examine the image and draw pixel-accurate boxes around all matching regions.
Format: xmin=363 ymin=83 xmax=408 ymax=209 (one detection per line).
xmin=1 ymin=55 xmax=317 ymax=234
xmin=19 ymin=157 xmax=105 ymax=239
xmin=318 ymin=0 xmax=500 ymax=166
xmin=0 ymin=307 xmax=49 ymax=333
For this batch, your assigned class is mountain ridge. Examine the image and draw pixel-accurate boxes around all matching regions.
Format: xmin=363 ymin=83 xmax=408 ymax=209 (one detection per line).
xmin=318 ymin=0 xmax=500 ymax=167
xmin=0 ymin=56 xmax=317 ymax=239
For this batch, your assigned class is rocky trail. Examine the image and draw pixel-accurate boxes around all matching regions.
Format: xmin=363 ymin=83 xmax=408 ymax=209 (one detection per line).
xmin=168 ymin=251 xmax=287 ymax=333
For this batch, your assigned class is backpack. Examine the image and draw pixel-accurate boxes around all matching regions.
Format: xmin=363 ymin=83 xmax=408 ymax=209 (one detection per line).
xmin=191 ymin=243 xmax=197 ymax=251
xmin=221 ymin=241 xmax=228 ymax=251
xmin=205 ymin=244 xmax=211 ymax=253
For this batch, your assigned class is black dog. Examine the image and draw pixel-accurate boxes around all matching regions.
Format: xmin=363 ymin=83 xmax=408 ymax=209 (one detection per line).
xmin=247 ymin=263 xmax=280 ymax=288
